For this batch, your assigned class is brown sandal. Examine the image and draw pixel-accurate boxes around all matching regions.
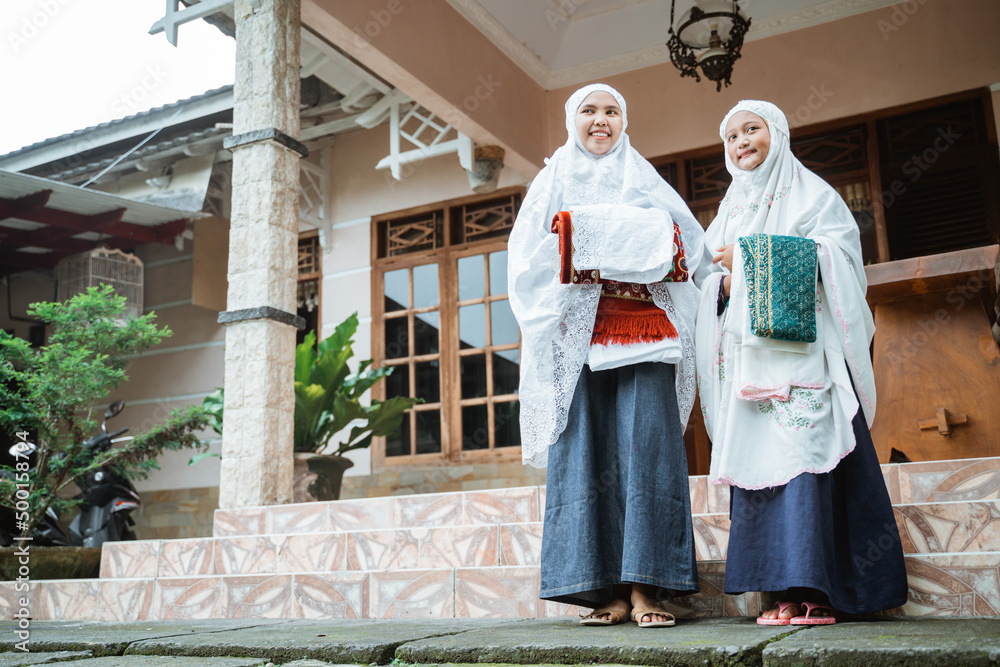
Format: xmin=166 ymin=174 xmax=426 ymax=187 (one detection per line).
xmin=631 ymin=606 xmax=676 ymax=628
xmin=580 ymin=606 xmax=628 ymax=626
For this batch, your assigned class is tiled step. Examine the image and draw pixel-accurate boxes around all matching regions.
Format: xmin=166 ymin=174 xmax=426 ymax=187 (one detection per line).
xmin=102 ymin=499 xmax=1000 ymax=580
xmin=211 ymin=456 xmax=1000 ymax=538
xmin=6 ymin=456 xmax=997 ymax=623
xmin=10 ymin=552 xmax=1000 ymax=621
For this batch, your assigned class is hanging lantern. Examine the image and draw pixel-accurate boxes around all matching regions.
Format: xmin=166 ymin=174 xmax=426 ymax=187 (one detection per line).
xmin=667 ymin=0 xmax=751 ymax=92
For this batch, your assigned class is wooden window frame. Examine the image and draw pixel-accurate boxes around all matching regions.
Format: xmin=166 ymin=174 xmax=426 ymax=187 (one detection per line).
xmin=297 ymin=229 xmax=322 ymax=340
xmin=370 ymin=186 xmax=525 ymax=471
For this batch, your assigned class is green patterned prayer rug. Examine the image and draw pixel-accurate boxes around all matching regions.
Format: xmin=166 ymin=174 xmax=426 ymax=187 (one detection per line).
xmin=739 ymin=233 xmax=817 ymax=343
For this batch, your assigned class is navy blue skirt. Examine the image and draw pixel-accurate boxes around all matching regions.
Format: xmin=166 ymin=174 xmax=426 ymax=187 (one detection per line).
xmin=724 ymin=404 xmax=909 ymax=614
xmin=539 ymin=363 xmax=700 ymax=608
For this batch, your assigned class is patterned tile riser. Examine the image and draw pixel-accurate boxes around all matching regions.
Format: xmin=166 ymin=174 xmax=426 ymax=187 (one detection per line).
xmin=109 ymin=501 xmax=1000 ymax=579
xmin=208 ymin=458 xmax=1000 ymax=538
xmin=60 ymin=457 xmax=1000 ymax=621
xmin=104 ymin=498 xmax=1000 ymax=581
xmin=6 ymin=552 xmax=1000 ymax=620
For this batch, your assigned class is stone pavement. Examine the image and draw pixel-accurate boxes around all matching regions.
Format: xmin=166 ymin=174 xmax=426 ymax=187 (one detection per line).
xmin=0 ymin=617 xmax=998 ymax=666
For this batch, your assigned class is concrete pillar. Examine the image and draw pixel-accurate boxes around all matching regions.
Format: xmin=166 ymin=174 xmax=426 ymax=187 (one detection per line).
xmin=217 ymin=0 xmax=305 ymax=508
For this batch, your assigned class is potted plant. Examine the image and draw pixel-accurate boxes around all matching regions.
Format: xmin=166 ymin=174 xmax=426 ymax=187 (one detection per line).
xmin=201 ymin=313 xmax=419 ymax=502
xmin=0 ymin=285 xmax=210 ymax=577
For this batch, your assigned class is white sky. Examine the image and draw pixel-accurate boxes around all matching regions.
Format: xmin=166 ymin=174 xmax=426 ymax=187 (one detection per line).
xmin=0 ymin=0 xmax=236 ymax=156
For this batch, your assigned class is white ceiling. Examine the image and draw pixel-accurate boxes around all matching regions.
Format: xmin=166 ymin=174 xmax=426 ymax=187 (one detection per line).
xmin=447 ymin=0 xmax=899 ymax=89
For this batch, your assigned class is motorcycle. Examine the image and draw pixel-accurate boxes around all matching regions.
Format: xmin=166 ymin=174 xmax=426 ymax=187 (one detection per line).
xmin=0 ymin=400 xmax=141 ymax=548
xmin=67 ymin=399 xmax=141 ymax=547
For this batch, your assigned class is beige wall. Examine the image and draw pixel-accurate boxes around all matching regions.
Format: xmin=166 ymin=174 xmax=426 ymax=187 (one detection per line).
xmin=116 ymin=238 xmax=224 ymax=493
xmin=0 ymin=271 xmax=56 ymax=340
xmin=303 ymin=0 xmax=548 ymax=178
xmin=326 ymin=123 xmax=527 ymax=224
xmin=322 ymin=124 xmax=527 ymax=476
xmin=550 ymin=0 xmax=1000 ymax=159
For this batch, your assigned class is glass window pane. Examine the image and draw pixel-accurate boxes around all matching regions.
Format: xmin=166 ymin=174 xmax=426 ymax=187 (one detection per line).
xmin=462 ymin=404 xmax=489 ymax=450
xmin=384 ymin=317 xmax=408 ymax=359
xmin=459 ymin=304 xmax=486 ymax=349
xmin=415 ymin=410 xmax=441 ymax=454
xmin=494 ymin=401 xmax=520 ymax=448
xmin=414 ymin=311 xmax=440 ymax=356
xmin=415 ymin=360 xmax=441 ymax=403
xmin=490 ymin=299 xmax=519 ymax=346
xmin=492 ymin=350 xmax=519 ymax=396
xmin=384 ymin=269 xmax=408 ymax=311
xmin=413 ymin=264 xmax=439 ymax=309
xmin=489 ymin=250 xmax=507 ymax=296
xmin=386 ymin=413 xmax=411 ymax=457
xmin=461 ymin=354 xmax=487 ymax=399
xmin=458 ymin=255 xmax=485 ymax=301
xmin=384 ymin=364 xmax=410 ymax=400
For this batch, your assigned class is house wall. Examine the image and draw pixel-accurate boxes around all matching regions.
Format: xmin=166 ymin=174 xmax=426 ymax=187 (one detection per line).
xmin=0 ymin=271 xmax=56 ymax=340
xmin=108 ymin=238 xmax=223 ymax=540
xmin=303 ymin=0 xmax=549 ymax=178
xmin=545 ymin=0 xmax=1000 ymax=158
xmin=0 ymin=239 xmax=224 ymax=540
xmin=322 ymin=123 xmax=528 ymax=478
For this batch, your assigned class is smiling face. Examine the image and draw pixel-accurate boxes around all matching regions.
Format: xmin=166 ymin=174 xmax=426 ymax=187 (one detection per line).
xmin=575 ymin=91 xmax=623 ymax=156
xmin=725 ymin=111 xmax=771 ymax=171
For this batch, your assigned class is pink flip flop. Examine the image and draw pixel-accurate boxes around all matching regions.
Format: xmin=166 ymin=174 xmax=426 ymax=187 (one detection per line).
xmin=756 ymin=601 xmax=800 ymax=625
xmin=790 ymin=601 xmax=837 ymax=625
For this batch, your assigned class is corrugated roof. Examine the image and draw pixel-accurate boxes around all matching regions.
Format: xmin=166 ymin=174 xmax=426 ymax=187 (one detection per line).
xmin=46 ymin=126 xmax=231 ymax=182
xmin=0 ymin=85 xmax=234 ymax=162
xmin=0 ymin=170 xmax=208 ymax=226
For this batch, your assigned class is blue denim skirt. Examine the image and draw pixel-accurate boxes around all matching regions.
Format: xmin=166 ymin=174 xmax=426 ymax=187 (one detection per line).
xmin=724 ymin=405 xmax=909 ymax=614
xmin=539 ymin=362 xmax=700 ymax=607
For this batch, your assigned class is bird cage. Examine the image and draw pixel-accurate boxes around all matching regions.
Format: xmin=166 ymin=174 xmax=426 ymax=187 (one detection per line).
xmin=57 ymin=248 xmax=144 ymax=319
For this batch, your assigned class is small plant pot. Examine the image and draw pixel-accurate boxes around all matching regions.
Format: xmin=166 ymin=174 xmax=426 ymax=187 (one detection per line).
xmin=292 ymin=453 xmax=355 ymax=502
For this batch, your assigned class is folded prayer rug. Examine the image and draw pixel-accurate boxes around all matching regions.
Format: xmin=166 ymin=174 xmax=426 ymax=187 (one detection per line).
xmin=739 ymin=233 xmax=817 ymax=343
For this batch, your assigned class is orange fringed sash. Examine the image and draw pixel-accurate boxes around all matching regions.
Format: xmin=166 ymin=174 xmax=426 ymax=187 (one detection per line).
xmin=592 ymin=284 xmax=678 ymax=346
xmin=551 ymin=210 xmax=683 ymax=346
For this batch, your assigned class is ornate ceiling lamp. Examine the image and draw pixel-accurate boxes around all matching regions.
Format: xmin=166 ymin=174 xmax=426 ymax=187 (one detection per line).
xmin=667 ymin=0 xmax=751 ymax=92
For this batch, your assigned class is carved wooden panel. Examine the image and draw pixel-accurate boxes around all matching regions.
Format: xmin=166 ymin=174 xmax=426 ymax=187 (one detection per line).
xmin=297 ymin=235 xmax=320 ymax=276
xmin=792 ymin=126 xmax=866 ymax=177
xmin=386 ymin=214 xmax=441 ymax=257
xmin=870 ymin=291 xmax=1000 ymax=463
xmin=459 ymin=195 xmax=518 ymax=244
xmin=686 ymin=155 xmax=730 ymax=202
xmin=656 ymin=161 xmax=679 ymax=190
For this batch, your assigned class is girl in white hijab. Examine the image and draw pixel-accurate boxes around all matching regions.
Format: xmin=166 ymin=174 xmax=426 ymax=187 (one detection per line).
xmin=696 ymin=100 xmax=907 ymax=625
xmin=508 ymin=84 xmax=709 ymax=626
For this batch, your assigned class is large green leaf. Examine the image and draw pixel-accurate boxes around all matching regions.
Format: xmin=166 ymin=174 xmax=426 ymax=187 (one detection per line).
xmin=294 ymin=330 xmax=319 ymax=383
xmin=293 ymin=382 xmax=328 ymax=451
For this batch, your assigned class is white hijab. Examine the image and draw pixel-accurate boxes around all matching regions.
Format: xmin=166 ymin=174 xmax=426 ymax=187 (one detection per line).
xmin=508 ymin=83 xmax=707 ymax=468
xmin=696 ymin=100 xmax=877 ymax=488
